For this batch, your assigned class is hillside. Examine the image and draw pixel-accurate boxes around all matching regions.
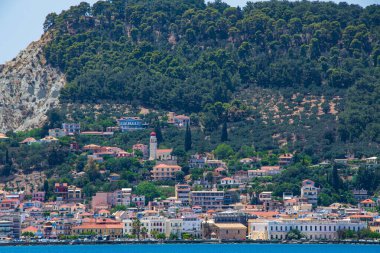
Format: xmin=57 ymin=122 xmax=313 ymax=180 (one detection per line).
xmin=0 ymin=0 xmax=379 ymax=158
xmin=0 ymin=33 xmax=66 ymax=132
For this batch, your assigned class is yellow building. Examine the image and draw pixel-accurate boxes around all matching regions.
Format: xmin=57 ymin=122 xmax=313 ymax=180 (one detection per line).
xmin=71 ymin=219 xmax=123 ymax=238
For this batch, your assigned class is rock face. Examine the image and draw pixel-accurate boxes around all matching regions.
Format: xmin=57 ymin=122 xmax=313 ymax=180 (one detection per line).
xmin=0 ymin=34 xmax=65 ymax=132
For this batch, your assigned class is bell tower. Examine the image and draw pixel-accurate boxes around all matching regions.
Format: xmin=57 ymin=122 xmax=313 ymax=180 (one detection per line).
xmin=149 ymin=132 xmax=157 ymax=160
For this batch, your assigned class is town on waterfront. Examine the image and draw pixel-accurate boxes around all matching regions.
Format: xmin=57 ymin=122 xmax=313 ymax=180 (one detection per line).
xmin=1 ymin=0 xmax=380 ymax=247
xmin=0 ymin=117 xmax=380 ymax=244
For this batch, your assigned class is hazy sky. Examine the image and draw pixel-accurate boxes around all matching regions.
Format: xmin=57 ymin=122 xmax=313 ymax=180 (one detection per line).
xmin=0 ymin=0 xmax=378 ymax=64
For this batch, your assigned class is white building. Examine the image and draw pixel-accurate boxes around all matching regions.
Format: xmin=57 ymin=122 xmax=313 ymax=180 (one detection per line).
xmin=248 ymin=219 xmax=367 ymax=240
xmin=301 ymin=179 xmax=319 ymax=206
xmin=182 ymin=216 xmax=202 ymax=238
xmin=123 ymin=216 xmax=166 ymax=237
xmin=220 ymin=177 xmax=236 ymax=186
xmin=165 ymin=218 xmax=183 ymax=238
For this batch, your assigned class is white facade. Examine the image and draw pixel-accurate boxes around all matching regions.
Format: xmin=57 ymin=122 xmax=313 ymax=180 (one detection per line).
xmin=248 ymin=219 xmax=367 ymax=240
xmin=301 ymin=180 xmax=319 ymax=206
xmin=165 ymin=218 xmax=183 ymax=238
xmin=182 ymin=216 xmax=202 ymax=237
xmin=149 ymin=133 xmax=157 ymax=160
xmin=123 ymin=216 xmax=166 ymax=237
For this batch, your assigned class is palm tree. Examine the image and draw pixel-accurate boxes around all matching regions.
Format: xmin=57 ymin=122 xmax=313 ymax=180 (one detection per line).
xmin=141 ymin=227 xmax=148 ymax=239
xmin=132 ymin=218 xmax=141 ymax=240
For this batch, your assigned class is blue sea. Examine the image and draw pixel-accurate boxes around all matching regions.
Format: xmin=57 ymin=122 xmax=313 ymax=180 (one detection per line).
xmin=1 ymin=244 xmax=379 ymax=253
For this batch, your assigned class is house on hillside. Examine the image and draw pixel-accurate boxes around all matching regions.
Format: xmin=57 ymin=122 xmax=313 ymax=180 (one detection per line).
xmin=117 ymin=117 xmax=148 ymax=132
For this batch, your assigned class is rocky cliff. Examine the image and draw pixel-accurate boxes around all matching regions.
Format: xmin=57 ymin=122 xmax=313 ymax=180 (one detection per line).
xmin=0 ymin=34 xmax=65 ymax=132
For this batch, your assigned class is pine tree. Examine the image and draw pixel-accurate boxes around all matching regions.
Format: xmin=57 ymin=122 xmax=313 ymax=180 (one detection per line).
xmin=184 ymin=123 xmax=192 ymax=151
xmin=154 ymin=118 xmax=163 ymax=144
xmin=221 ymin=121 xmax=228 ymax=142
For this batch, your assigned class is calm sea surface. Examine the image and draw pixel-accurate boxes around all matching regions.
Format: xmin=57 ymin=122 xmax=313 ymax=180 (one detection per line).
xmin=1 ymin=243 xmax=379 ymax=253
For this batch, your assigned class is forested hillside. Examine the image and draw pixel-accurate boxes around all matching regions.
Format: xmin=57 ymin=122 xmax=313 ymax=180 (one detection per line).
xmin=42 ymin=0 xmax=380 ymax=156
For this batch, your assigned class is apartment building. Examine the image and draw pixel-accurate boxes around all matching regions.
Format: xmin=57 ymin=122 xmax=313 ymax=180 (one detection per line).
xmin=151 ymin=164 xmax=182 ymax=180
xmin=301 ymin=179 xmax=319 ymax=206
xmin=175 ymin=184 xmax=191 ymax=206
xmin=190 ymin=190 xmax=224 ymax=211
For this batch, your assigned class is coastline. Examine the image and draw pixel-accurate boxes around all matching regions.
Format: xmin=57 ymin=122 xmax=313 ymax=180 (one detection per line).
xmin=1 ymin=239 xmax=380 ymax=247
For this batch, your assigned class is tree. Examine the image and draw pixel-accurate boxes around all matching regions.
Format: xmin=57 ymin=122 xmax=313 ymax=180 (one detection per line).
xmin=141 ymin=227 xmax=148 ymax=239
xmin=111 ymin=204 xmax=127 ymax=214
xmin=331 ymin=165 xmax=340 ymax=191
xmin=132 ymin=218 xmax=141 ymax=240
xmin=214 ymin=143 xmax=234 ymax=160
xmin=21 ymin=231 xmax=35 ymax=238
xmin=135 ymin=181 xmax=160 ymax=203
xmin=184 ymin=124 xmax=192 ymax=151
xmin=175 ymin=171 xmax=185 ymax=182
xmin=286 ymin=229 xmax=304 ymax=240
xmin=154 ymin=118 xmax=164 ymax=144
xmin=221 ymin=121 xmax=228 ymax=142
xmin=43 ymin=13 xmax=58 ymax=32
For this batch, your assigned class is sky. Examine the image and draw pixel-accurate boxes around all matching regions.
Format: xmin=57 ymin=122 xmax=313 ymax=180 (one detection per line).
xmin=0 ymin=0 xmax=379 ymax=64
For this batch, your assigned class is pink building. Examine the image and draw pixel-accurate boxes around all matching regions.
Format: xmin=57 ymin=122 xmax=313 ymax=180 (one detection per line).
xmin=32 ymin=192 xmax=45 ymax=202
xmin=91 ymin=192 xmax=110 ymax=210
xmin=132 ymin=143 xmax=148 ymax=158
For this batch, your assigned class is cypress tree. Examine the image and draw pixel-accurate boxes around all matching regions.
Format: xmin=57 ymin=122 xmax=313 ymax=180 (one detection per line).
xmin=154 ymin=119 xmax=163 ymax=144
xmin=184 ymin=123 xmax=192 ymax=151
xmin=221 ymin=121 xmax=228 ymax=142
xmin=331 ymin=166 xmax=340 ymax=191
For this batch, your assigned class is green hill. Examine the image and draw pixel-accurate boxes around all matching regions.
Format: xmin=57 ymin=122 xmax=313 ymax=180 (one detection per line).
xmin=42 ymin=0 xmax=380 ymax=158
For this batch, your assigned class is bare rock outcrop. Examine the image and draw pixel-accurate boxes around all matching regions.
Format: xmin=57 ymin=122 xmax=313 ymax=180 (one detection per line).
xmin=0 ymin=34 xmax=65 ymax=132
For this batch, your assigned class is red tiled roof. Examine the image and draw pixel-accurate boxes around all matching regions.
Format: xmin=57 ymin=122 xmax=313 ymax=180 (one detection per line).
xmin=72 ymin=223 xmax=123 ymax=229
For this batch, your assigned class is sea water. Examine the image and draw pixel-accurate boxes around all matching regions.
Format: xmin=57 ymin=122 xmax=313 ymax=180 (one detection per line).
xmin=1 ymin=243 xmax=379 ymax=253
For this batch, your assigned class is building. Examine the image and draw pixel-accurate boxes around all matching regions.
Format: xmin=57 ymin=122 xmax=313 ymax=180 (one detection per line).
xmin=352 ymin=189 xmax=368 ymax=201
xmin=124 ymin=217 xmax=166 ymax=238
xmin=300 ymin=179 xmax=319 ymax=206
xmin=248 ymin=166 xmax=281 ymax=178
xmin=165 ymin=218 xmax=183 ymax=238
xmin=175 ymin=184 xmax=191 ymax=206
xmin=19 ymin=137 xmax=37 ymax=145
xmin=131 ymin=195 xmax=145 ymax=207
xmin=0 ymin=220 xmax=13 ymax=239
xmin=202 ymin=221 xmax=247 ymax=240
xmin=157 ymin=149 xmax=176 ymax=161
xmin=151 ymin=164 xmax=181 ymax=180
xmin=48 ymin=128 xmax=66 ymax=138
xmin=167 ymin=112 xmax=191 ymax=127
xmin=248 ymin=219 xmax=367 ymax=240
xmin=39 ymin=136 xmax=59 ymax=143
xmin=32 ymin=192 xmax=45 ymax=202
xmin=359 ymin=199 xmax=376 ymax=209
xmin=214 ymin=210 xmax=256 ymax=226
xmin=132 ymin=143 xmax=148 ymax=158
xmin=190 ymin=190 xmax=224 ymax=211
xmin=109 ymin=188 xmax=132 ymax=207
xmin=220 ymin=177 xmax=236 ymax=186
xmin=0 ymin=213 xmax=21 ymax=239
xmin=149 ymin=132 xmax=157 ymax=160
xmin=62 ymin=123 xmax=80 ymax=135
xmin=91 ymin=192 xmax=110 ymax=210
xmin=117 ymin=117 xmax=147 ymax=132
xmin=54 ymin=183 xmax=68 ymax=201
xmin=67 ymin=186 xmax=82 ymax=202
xmin=279 ymin=154 xmax=293 ymax=166
xmin=71 ymin=219 xmax=123 ymax=239
xmin=189 ymin=154 xmax=207 ymax=168
xmin=258 ymin=192 xmax=273 ymax=202
xmin=173 ymin=115 xmax=191 ymax=127
xmin=92 ymin=189 xmax=134 ymax=209
xmin=182 ymin=216 xmax=202 ymax=238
